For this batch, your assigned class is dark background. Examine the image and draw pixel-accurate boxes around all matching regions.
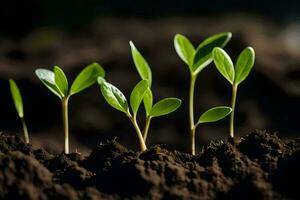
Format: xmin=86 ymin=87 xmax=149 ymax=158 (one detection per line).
xmin=0 ymin=0 xmax=299 ymax=154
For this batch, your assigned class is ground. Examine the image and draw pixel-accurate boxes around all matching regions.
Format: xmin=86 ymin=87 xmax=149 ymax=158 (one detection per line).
xmin=0 ymin=130 xmax=299 ymax=199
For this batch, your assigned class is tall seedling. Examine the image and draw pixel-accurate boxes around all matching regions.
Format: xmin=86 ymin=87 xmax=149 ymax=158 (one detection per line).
xmin=9 ymin=79 xmax=30 ymax=143
xmin=174 ymin=33 xmax=233 ymax=155
xmin=213 ymin=47 xmax=255 ymax=138
xmin=35 ymin=63 xmax=105 ymax=153
xmin=130 ymin=41 xmax=182 ymax=142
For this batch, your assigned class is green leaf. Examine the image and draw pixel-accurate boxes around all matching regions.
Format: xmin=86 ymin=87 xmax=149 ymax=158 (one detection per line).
xmin=35 ymin=68 xmax=63 ymax=99
xmin=98 ymin=77 xmax=129 ymax=114
xmin=174 ymin=34 xmax=195 ymax=68
xmin=197 ymin=106 xmax=232 ymax=124
xmin=143 ymin=88 xmax=153 ymax=116
xmin=192 ymin=32 xmax=232 ymax=75
xmin=213 ymin=47 xmax=235 ymax=84
xmin=150 ymin=98 xmax=181 ymax=117
xmin=70 ymin=63 xmax=105 ymax=96
xmin=235 ymin=47 xmax=255 ymax=85
xmin=53 ymin=66 xmax=68 ymax=96
xmin=9 ymin=79 xmax=24 ymax=118
xmin=130 ymin=80 xmax=149 ymax=115
xmin=129 ymin=41 xmax=152 ymax=86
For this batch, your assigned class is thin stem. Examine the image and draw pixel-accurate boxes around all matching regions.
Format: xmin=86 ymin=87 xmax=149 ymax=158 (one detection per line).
xmin=189 ymin=74 xmax=197 ymax=155
xmin=20 ymin=117 xmax=29 ymax=143
xmin=190 ymin=127 xmax=196 ymax=155
xmin=128 ymin=114 xmax=147 ymax=151
xmin=62 ymin=97 xmax=69 ymax=154
xmin=189 ymin=75 xmax=196 ymax=131
xmin=143 ymin=116 xmax=152 ymax=142
xmin=230 ymin=84 xmax=238 ymax=138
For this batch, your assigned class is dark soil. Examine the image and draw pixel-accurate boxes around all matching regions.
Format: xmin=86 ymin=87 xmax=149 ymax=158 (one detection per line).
xmin=0 ymin=130 xmax=299 ymax=200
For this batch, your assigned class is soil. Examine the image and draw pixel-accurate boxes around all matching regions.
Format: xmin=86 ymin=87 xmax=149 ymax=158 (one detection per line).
xmin=0 ymin=130 xmax=299 ymax=200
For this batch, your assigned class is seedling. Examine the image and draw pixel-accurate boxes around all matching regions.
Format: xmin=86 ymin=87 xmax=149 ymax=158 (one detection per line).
xmin=129 ymin=41 xmax=182 ymax=142
xmin=174 ymin=33 xmax=233 ymax=155
xmin=98 ymin=77 xmax=181 ymax=151
xmin=35 ymin=63 xmax=105 ymax=154
xmin=9 ymin=79 xmax=30 ymax=143
xmin=213 ymin=47 xmax=255 ymax=138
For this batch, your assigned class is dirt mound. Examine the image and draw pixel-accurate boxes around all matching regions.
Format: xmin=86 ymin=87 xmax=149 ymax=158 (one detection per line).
xmin=0 ymin=130 xmax=299 ymax=199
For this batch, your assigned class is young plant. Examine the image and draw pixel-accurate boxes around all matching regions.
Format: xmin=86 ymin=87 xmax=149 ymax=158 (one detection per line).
xmin=213 ymin=47 xmax=255 ymax=138
xmin=35 ymin=63 xmax=105 ymax=154
xmin=9 ymin=79 xmax=30 ymax=143
xmin=129 ymin=41 xmax=182 ymax=142
xmin=98 ymin=77 xmax=181 ymax=151
xmin=174 ymin=32 xmax=233 ymax=155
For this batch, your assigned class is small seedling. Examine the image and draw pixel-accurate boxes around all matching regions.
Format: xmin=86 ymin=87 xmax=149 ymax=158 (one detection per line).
xmin=174 ymin=33 xmax=232 ymax=155
xmin=9 ymin=79 xmax=30 ymax=143
xmin=213 ymin=47 xmax=255 ymax=138
xmin=35 ymin=63 xmax=105 ymax=154
xmin=98 ymin=77 xmax=181 ymax=151
xmin=130 ymin=41 xmax=182 ymax=142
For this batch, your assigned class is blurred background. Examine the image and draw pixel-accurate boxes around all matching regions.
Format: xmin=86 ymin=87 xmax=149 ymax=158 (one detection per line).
xmin=0 ymin=0 xmax=300 ymax=154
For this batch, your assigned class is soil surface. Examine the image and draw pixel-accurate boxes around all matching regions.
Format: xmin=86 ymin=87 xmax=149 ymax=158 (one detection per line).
xmin=0 ymin=130 xmax=299 ymax=200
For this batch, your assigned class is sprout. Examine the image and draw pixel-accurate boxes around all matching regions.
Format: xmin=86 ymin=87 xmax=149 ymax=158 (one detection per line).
xmin=35 ymin=63 xmax=105 ymax=154
xmin=174 ymin=33 xmax=232 ymax=155
xmin=9 ymin=79 xmax=30 ymax=143
xmin=98 ymin=78 xmax=148 ymax=151
xmin=129 ymin=41 xmax=182 ymax=142
xmin=213 ymin=47 xmax=255 ymax=138
xmin=98 ymin=77 xmax=181 ymax=151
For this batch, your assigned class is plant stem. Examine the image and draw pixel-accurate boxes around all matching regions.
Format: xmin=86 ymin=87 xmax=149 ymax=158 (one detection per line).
xmin=62 ymin=97 xmax=69 ymax=154
xmin=128 ymin=114 xmax=147 ymax=151
xmin=143 ymin=116 xmax=152 ymax=142
xmin=20 ymin=117 xmax=29 ymax=143
xmin=230 ymin=84 xmax=238 ymax=138
xmin=190 ymin=127 xmax=196 ymax=155
xmin=189 ymin=74 xmax=197 ymax=155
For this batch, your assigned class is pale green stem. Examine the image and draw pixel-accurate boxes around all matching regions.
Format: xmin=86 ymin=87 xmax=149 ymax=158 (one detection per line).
xmin=230 ymin=84 xmax=238 ymax=138
xmin=143 ymin=116 xmax=152 ymax=142
xmin=20 ymin=117 xmax=29 ymax=143
xmin=128 ymin=113 xmax=147 ymax=151
xmin=189 ymin=74 xmax=197 ymax=155
xmin=62 ymin=97 xmax=69 ymax=154
xmin=190 ymin=127 xmax=196 ymax=155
